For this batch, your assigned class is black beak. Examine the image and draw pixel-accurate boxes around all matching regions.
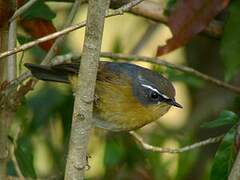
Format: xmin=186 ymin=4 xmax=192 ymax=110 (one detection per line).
xmin=168 ymin=99 xmax=183 ymax=108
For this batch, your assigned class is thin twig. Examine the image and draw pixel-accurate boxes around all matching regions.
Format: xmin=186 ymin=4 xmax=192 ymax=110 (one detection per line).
xmin=46 ymin=0 xmax=223 ymax=38
xmin=0 ymin=0 xmax=144 ymax=60
xmin=64 ymin=0 xmax=110 ymax=179
xmin=10 ymin=0 xmax=38 ymax=21
xmin=130 ymin=23 xmax=158 ymax=54
xmin=11 ymin=51 xmax=240 ymax=96
xmin=1 ymin=0 xmax=148 ymax=99
xmin=10 ymin=0 xmax=84 ymax=91
xmin=42 ymin=0 xmax=82 ymax=65
xmin=118 ymin=0 xmax=144 ymax=11
xmin=130 ymin=131 xmax=223 ymax=153
xmin=100 ymin=52 xmax=240 ymax=94
xmin=0 ymin=21 xmax=86 ymax=60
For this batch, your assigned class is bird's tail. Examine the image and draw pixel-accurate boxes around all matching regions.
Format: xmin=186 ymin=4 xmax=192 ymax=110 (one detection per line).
xmin=25 ymin=63 xmax=79 ymax=83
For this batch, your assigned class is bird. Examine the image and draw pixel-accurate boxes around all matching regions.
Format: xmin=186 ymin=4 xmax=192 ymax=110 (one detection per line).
xmin=25 ymin=61 xmax=182 ymax=132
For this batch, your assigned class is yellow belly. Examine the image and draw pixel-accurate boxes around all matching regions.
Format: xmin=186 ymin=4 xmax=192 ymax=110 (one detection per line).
xmin=94 ymin=81 xmax=171 ymax=131
xmin=69 ymin=75 xmax=171 ymax=131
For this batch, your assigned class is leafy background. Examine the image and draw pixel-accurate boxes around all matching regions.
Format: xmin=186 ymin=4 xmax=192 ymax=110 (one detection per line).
xmin=5 ymin=0 xmax=240 ymax=179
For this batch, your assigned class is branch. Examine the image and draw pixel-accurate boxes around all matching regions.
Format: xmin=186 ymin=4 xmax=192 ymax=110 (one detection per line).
xmin=46 ymin=0 xmax=223 ymax=38
xmin=0 ymin=0 xmax=144 ymax=60
xmin=7 ymin=18 xmax=17 ymax=81
xmin=0 ymin=21 xmax=86 ymax=60
xmin=12 ymin=50 xmax=240 ymax=97
xmin=64 ymin=0 xmax=110 ymax=179
xmin=129 ymin=1 xmax=223 ymax=38
xmin=130 ymin=131 xmax=223 ymax=153
xmin=0 ymin=0 xmax=145 ymax=117
xmin=42 ymin=0 xmax=82 ymax=65
xmin=130 ymin=23 xmax=158 ymax=54
xmin=100 ymin=52 xmax=240 ymax=94
xmin=0 ymin=0 xmax=146 ymax=103
xmin=32 ymin=51 xmax=240 ymax=95
xmin=10 ymin=0 xmax=38 ymax=21
xmin=0 ymin=3 xmax=12 ymax=176
xmin=228 ymin=125 xmax=240 ymax=180
xmin=7 ymin=0 xmax=84 ymax=92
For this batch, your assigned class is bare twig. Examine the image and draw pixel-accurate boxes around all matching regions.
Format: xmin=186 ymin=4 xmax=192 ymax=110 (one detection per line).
xmin=0 ymin=0 xmax=144 ymax=60
xmin=46 ymin=0 xmax=223 ymax=38
xmin=117 ymin=0 xmax=144 ymax=11
xmin=11 ymin=51 xmax=240 ymax=96
xmin=228 ymin=125 xmax=240 ymax=180
xmin=64 ymin=0 xmax=110 ymax=179
xmin=0 ymin=21 xmax=86 ymax=60
xmin=130 ymin=23 xmax=158 ymax=54
xmin=6 ymin=0 xmax=84 ymax=92
xmin=10 ymin=0 xmax=38 ymax=21
xmin=0 ymin=0 xmax=147 ymax=100
xmin=130 ymin=131 xmax=223 ymax=153
xmin=130 ymin=1 xmax=223 ymax=38
xmin=100 ymin=52 xmax=240 ymax=94
xmin=42 ymin=0 xmax=83 ymax=65
xmin=130 ymin=0 xmax=167 ymax=23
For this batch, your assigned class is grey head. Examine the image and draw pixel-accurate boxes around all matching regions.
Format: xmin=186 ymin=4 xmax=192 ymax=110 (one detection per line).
xmin=104 ymin=62 xmax=182 ymax=108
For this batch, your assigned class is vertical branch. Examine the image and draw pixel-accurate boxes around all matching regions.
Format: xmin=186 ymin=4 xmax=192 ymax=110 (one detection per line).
xmin=0 ymin=26 xmax=9 ymax=180
xmin=0 ymin=0 xmax=16 ymax=178
xmin=0 ymin=29 xmax=8 ymax=83
xmin=64 ymin=0 xmax=110 ymax=179
xmin=7 ymin=19 xmax=17 ymax=81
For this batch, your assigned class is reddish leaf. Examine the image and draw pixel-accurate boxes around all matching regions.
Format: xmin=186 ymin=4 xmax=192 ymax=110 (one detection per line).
xmin=17 ymin=0 xmax=25 ymax=7
xmin=17 ymin=0 xmax=57 ymax=52
xmin=156 ymin=0 xmax=229 ymax=56
xmin=20 ymin=19 xmax=58 ymax=52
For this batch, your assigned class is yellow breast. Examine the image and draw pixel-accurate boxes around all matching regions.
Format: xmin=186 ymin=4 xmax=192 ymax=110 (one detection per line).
xmin=94 ymin=81 xmax=171 ymax=131
xmin=69 ymin=74 xmax=171 ymax=131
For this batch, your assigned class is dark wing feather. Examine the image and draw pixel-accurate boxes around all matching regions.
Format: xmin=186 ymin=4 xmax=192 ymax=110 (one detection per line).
xmin=25 ymin=63 xmax=80 ymax=83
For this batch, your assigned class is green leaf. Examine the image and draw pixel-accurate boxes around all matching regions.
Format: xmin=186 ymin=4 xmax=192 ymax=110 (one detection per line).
xmin=201 ymin=111 xmax=238 ymax=128
xmin=15 ymin=137 xmax=36 ymax=178
xmin=220 ymin=0 xmax=240 ymax=81
xmin=210 ymin=126 xmax=237 ymax=180
xmin=104 ymin=138 xmax=125 ymax=166
xmin=21 ymin=0 xmax=56 ymax=20
xmin=27 ymin=85 xmax=69 ymax=133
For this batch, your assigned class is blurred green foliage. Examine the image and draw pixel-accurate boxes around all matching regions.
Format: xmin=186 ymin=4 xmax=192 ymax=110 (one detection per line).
xmin=210 ymin=126 xmax=237 ymax=180
xmin=6 ymin=0 xmax=240 ymax=179
xmin=220 ymin=0 xmax=240 ymax=81
xmin=21 ymin=0 xmax=56 ymax=20
xmin=201 ymin=111 xmax=239 ymax=129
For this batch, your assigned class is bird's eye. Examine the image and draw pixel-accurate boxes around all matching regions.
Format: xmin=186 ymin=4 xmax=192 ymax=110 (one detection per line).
xmin=149 ymin=91 xmax=160 ymax=101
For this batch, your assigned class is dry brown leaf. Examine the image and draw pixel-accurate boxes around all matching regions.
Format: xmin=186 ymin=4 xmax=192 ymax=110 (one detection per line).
xmin=156 ymin=0 xmax=229 ymax=56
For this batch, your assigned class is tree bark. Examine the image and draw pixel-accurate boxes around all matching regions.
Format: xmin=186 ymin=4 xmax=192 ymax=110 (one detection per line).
xmin=64 ymin=0 xmax=110 ymax=179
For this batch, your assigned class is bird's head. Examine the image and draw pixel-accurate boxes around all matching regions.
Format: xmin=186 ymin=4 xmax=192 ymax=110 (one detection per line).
xmin=132 ymin=68 xmax=182 ymax=109
xmin=108 ymin=62 xmax=182 ymax=110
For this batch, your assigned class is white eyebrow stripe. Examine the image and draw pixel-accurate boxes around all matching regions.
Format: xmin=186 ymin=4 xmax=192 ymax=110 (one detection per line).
xmin=141 ymin=84 xmax=170 ymax=99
